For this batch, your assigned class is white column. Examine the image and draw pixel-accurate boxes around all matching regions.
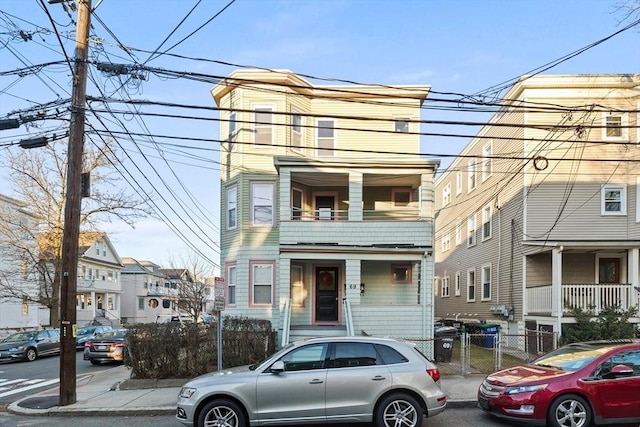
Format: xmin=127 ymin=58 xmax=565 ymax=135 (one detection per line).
xmin=348 ymin=172 xmax=363 ymax=221
xmin=551 ymin=247 xmax=563 ymax=336
xmin=279 ymin=169 xmax=291 ymax=221
xmin=628 ymin=248 xmax=639 ymax=309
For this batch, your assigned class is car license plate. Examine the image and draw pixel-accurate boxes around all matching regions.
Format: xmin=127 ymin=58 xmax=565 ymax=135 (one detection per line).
xmin=97 ymin=345 xmax=107 ymax=351
xmin=478 ymin=397 xmax=490 ymax=410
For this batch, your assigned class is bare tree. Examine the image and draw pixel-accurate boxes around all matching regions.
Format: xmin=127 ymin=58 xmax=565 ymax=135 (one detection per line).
xmin=164 ymin=252 xmax=215 ymax=322
xmin=0 ymin=138 xmax=149 ymax=326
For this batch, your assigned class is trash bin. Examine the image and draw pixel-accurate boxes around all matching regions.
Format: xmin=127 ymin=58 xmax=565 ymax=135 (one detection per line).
xmin=478 ymin=323 xmax=500 ymax=348
xmin=434 ymin=337 xmax=454 ymax=362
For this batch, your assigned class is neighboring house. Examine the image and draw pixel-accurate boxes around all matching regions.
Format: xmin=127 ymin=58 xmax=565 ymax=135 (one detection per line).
xmin=75 ymin=232 xmax=124 ymax=326
xmin=120 ymin=258 xmax=175 ymax=324
xmin=159 ymin=268 xmax=210 ymax=320
xmin=434 ymin=74 xmax=640 ymax=341
xmin=211 ymin=69 xmax=439 ymax=348
xmin=0 ymin=194 xmax=46 ymax=329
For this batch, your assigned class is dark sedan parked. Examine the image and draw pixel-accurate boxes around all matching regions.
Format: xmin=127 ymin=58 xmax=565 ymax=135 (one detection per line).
xmin=0 ymin=329 xmax=61 ymax=362
xmin=83 ymin=328 xmax=127 ymax=365
xmin=75 ymin=325 xmax=112 ymax=349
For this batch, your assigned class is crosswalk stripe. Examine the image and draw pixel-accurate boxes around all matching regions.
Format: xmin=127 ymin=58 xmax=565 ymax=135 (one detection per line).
xmin=0 ymin=378 xmax=59 ymax=398
xmin=0 ymin=379 xmax=27 ymax=387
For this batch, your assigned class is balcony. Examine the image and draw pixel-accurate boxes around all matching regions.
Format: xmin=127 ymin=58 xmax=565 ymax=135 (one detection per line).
xmin=526 ymin=283 xmax=640 ymax=315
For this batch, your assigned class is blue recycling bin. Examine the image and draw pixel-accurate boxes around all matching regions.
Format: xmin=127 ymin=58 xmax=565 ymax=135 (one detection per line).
xmin=478 ymin=324 xmax=500 ymax=348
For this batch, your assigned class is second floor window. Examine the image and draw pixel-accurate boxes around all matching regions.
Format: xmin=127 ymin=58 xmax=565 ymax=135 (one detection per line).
xmin=482 ymin=264 xmax=491 ymax=300
xmin=467 ymin=269 xmax=476 ymax=302
xmin=227 ymin=186 xmax=237 ymax=229
xmin=316 ymin=119 xmax=335 ymax=156
xmin=251 ymin=182 xmax=274 ymax=226
xmin=602 ymin=184 xmax=626 ymax=215
xmin=442 ymin=183 xmax=451 ymax=207
xmin=482 ymin=204 xmax=492 ymax=240
xmin=442 ymin=231 xmax=451 ymax=252
xmin=441 ymin=276 xmax=450 ymax=297
xmin=467 ymin=214 xmax=476 ymax=247
xmin=254 ymin=107 xmax=273 ymax=146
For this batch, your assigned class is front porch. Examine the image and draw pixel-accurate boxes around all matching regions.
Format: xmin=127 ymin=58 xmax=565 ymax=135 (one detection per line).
xmin=526 ymin=283 xmax=640 ymax=316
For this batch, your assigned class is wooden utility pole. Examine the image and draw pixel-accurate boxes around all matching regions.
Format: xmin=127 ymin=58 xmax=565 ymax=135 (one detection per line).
xmin=59 ymin=0 xmax=91 ymax=406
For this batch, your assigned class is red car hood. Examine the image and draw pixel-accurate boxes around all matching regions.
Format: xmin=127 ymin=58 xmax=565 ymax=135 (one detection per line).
xmin=486 ymin=365 xmax=570 ymax=385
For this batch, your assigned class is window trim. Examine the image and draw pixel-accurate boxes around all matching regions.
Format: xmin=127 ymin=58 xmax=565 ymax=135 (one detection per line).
xmin=482 ymin=141 xmax=493 ymax=181
xmin=481 ymin=264 xmax=492 ymax=301
xmin=467 ymin=159 xmax=477 ymax=192
xmin=249 ymin=261 xmax=275 ymax=307
xmin=291 ymin=109 xmax=304 ymax=152
xmin=441 ymin=275 xmax=450 ymax=298
xmin=442 ymin=183 xmax=451 ymax=207
xmin=467 ymin=213 xmax=477 ymax=247
xmin=227 ymin=185 xmax=238 ymax=230
xmin=601 ymin=184 xmax=627 ymax=216
xmin=482 ymin=203 xmax=492 ymax=241
xmin=226 ymin=263 xmax=237 ymax=306
xmin=291 ymin=263 xmax=305 ymax=307
xmin=467 ymin=269 xmax=476 ymax=302
xmin=456 ymin=171 xmax=462 ymax=195
xmin=315 ymin=118 xmax=336 ymax=157
xmin=601 ymin=112 xmax=628 ymax=141
xmin=250 ymin=181 xmax=275 ymax=227
xmin=253 ymin=105 xmax=274 ymax=146
xmin=441 ymin=230 xmax=451 ymax=253
xmin=391 ymin=264 xmax=412 ymax=284
xmin=455 ymin=271 xmax=461 ymax=297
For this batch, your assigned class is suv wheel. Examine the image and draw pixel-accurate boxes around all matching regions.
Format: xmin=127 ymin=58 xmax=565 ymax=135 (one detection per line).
xmin=25 ymin=347 xmax=37 ymax=362
xmin=375 ymin=393 xmax=423 ymax=427
xmin=547 ymin=393 xmax=592 ymax=427
xmin=197 ymin=398 xmax=246 ymax=427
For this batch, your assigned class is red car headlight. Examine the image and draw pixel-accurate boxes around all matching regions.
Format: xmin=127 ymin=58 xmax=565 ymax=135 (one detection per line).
xmin=504 ymin=384 xmax=548 ymax=395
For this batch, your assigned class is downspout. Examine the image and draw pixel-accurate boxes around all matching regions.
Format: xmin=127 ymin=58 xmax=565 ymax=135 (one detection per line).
xmin=496 ymin=202 xmax=501 ymax=306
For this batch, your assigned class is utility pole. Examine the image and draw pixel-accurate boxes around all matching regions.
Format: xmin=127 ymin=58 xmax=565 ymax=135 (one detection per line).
xmin=59 ymin=0 xmax=91 ymax=406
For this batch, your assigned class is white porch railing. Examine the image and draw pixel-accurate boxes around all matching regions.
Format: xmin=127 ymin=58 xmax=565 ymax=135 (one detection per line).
xmin=526 ymin=283 xmax=640 ymax=314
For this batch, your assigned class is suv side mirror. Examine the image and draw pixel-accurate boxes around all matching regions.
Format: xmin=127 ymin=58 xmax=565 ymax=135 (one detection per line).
xmin=270 ymin=360 xmax=285 ymax=374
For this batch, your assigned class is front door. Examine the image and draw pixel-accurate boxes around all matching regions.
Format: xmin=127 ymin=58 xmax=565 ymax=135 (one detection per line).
xmin=315 ymin=267 xmax=339 ymax=323
xmin=315 ymin=196 xmax=335 ymax=220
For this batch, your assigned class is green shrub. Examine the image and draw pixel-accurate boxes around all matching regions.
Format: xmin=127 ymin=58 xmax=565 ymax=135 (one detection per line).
xmin=561 ymin=305 xmax=637 ymax=344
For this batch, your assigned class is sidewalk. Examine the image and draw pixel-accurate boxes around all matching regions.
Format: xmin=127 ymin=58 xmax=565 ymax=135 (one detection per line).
xmin=7 ymin=365 xmax=483 ymax=416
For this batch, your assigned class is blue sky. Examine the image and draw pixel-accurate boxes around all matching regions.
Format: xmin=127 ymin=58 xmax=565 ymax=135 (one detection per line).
xmin=1 ymin=0 xmax=638 ymax=270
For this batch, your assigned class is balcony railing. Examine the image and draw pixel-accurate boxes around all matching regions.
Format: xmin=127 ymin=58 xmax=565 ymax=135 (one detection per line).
xmin=526 ymin=283 xmax=640 ymax=315
xmin=290 ymin=208 xmax=424 ymax=221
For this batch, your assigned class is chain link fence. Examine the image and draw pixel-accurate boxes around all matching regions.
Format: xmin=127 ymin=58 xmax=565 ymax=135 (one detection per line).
xmin=400 ymin=329 xmax=559 ymax=376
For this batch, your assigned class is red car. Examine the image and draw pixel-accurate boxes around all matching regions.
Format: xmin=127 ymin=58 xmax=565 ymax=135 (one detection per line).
xmin=478 ymin=340 xmax=640 ymax=427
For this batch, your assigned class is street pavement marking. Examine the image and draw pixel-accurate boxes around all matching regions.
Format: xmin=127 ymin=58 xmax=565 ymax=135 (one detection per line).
xmin=0 ymin=378 xmax=58 ymax=398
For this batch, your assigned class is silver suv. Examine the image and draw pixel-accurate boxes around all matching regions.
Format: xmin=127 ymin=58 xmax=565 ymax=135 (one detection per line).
xmin=177 ymin=336 xmax=446 ymax=427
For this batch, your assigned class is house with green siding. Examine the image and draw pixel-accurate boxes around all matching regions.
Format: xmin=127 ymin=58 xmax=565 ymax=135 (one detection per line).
xmin=211 ymin=69 xmax=439 ymax=349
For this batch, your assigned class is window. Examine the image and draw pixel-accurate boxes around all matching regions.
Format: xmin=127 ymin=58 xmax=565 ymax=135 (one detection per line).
xmin=227 ymin=264 xmax=236 ymax=305
xmin=291 ymin=264 xmax=304 ymax=306
xmin=482 ymin=264 xmax=491 ymax=301
xmin=137 ymin=297 xmax=144 ymax=310
xmin=148 ymin=298 xmax=159 ymax=308
xmin=316 ymin=119 xmax=335 ymax=156
xmin=456 ymin=171 xmax=462 ymax=195
xmin=602 ymin=112 xmax=627 ymax=140
xmin=467 ymin=160 xmax=476 ymax=191
xmin=455 ymin=271 xmax=461 ymax=296
xmin=254 ymin=107 xmax=273 ymax=146
xmin=467 ymin=269 xmax=476 ymax=302
xmin=291 ymin=111 xmax=303 ymax=151
xmin=393 ymin=188 xmax=411 ymax=207
xmin=227 ymin=185 xmax=237 ymax=229
xmin=251 ymin=262 xmax=273 ymax=306
xmin=394 ymin=118 xmax=409 ymax=133
xmin=162 ymin=299 xmax=170 ymax=309
xmin=391 ymin=264 xmax=411 ymax=284
xmin=281 ymin=343 xmax=328 ymax=371
xmin=455 ymin=220 xmax=462 ymax=246
xmin=467 ymin=213 xmax=476 ymax=247
xmin=331 ymin=342 xmax=379 ymax=368
xmin=442 ymin=183 xmax=451 ymax=207
xmin=22 ymin=295 xmax=28 ymax=315
xmin=292 ymin=187 xmax=304 ymax=220
xmin=482 ymin=142 xmax=493 ymax=181
xmin=442 ymin=231 xmax=451 ymax=252
xmin=601 ymin=184 xmax=626 ymax=215
xmin=107 ymin=271 xmax=113 ymax=282
xmin=251 ymin=182 xmax=274 ymax=226
xmin=441 ymin=276 xmax=450 ymax=297
xmin=482 ymin=204 xmax=492 ymax=240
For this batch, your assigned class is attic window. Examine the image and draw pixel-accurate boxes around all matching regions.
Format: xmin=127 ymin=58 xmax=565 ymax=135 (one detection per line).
xmin=394 ymin=118 xmax=409 ymax=133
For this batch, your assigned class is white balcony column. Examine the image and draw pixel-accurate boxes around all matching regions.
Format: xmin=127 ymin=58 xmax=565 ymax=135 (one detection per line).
xmin=345 ymin=259 xmax=362 ymax=303
xmin=551 ymin=247 xmax=563 ymax=336
xmin=278 ymin=257 xmax=291 ymax=331
xmin=91 ymin=290 xmax=96 ymax=319
xmin=348 ymin=172 xmax=363 ymax=221
xmin=629 ymin=248 xmax=639 ymax=308
xmin=279 ymin=168 xmax=292 ymax=221
xmin=420 ymin=173 xmax=435 ymax=220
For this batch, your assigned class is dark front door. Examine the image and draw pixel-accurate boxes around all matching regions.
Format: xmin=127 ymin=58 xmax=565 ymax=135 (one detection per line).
xmin=315 ymin=196 xmax=335 ymax=220
xmin=315 ymin=267 xmax=339 ymax=322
